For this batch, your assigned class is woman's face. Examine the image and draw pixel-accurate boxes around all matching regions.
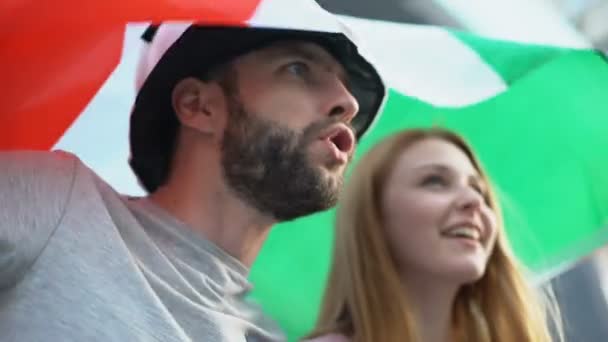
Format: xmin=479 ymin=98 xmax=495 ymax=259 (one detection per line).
xmin=381 ymin=138 xmax=498 ymax=285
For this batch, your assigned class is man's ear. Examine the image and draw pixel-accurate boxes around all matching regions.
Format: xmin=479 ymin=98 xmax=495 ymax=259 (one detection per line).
xmin=171 ymin=77 xmax=227 ymax=136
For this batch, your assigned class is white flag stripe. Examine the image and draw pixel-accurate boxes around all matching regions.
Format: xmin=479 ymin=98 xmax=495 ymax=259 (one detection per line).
xmin=248 ymin=0 xmax=344 ymax=33
xmin=338 ymin=15 xmax=507 ymax=107
xmin=433 ymin=0 xmax=590 ymax=49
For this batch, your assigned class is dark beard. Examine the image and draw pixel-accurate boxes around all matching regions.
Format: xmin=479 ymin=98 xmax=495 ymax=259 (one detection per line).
xmin=221 ymin=97 xmax=345 ymax=222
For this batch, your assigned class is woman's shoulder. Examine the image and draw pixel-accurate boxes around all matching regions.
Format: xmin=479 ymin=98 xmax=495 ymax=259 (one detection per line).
xmin=302 ymin=333 xmax=350 ymax=342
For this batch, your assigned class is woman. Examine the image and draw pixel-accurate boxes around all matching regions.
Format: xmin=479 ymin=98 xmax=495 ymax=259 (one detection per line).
xmin=305 ymin=128 xmax=560 ymax=342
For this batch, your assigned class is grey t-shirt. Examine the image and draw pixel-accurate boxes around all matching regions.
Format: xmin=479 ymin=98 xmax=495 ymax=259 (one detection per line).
xmin=0 ymin=151 xmax=285 ymax=342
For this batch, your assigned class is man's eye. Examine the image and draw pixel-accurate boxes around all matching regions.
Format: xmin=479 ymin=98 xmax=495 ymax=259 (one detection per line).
xmin=284 ymin=61 xmax=311 ymax=76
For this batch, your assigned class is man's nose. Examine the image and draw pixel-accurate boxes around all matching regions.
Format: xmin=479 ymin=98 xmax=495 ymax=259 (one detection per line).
xmin=322 ymin=76 xmax=359 ymax=123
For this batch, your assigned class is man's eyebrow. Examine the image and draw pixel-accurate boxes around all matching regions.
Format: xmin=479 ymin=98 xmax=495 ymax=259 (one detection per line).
xmin=267 ymin=43 xmax=322 ymax=63
xmin=267 ymin=43 xmax=349 ymax=83
xmin=274 ymin=45 xmax=320 ymax=62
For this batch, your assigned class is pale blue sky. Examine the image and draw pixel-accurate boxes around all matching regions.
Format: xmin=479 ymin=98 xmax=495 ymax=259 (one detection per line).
xmin=54 ymin=25 xmax=147 ymax=196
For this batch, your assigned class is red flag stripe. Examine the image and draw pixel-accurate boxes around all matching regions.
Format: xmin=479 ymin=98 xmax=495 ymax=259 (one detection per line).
xmin=1 ymin=25 xmax=124 ymax=149
xmin=0 ymin=1 xmax=262 ymax=30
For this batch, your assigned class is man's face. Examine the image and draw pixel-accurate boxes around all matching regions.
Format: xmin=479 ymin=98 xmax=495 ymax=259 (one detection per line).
xmin=220 ymin=41 xmax=360 ymax=221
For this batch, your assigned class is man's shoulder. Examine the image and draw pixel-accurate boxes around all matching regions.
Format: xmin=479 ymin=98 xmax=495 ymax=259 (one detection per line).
xmin=0 ymin=149 xmax=80 ymax=180
xmin=0 ymin=150 xmax=83 ymax=289
xmin=0 ymin=150 xmax=85 ymax=210
xmin=0 ymin=149 xmax=84 ymax=204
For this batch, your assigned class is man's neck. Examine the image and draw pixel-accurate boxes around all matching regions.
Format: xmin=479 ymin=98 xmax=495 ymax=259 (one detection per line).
xmin=149 ymin=180 xmax=275 ymax=268
xmin=401 ymin=273 xmax=458 ymax=342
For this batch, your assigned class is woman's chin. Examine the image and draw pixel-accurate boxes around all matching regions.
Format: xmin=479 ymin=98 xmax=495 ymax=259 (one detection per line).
xmin=448 ymin=262 xmax=488 ymax=285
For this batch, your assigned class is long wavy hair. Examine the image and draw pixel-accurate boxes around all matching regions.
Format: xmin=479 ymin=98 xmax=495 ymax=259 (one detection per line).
xmin=306 ymin=128 xmax=560 ymax=342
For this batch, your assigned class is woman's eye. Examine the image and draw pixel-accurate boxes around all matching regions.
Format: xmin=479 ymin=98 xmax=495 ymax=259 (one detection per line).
xmin=471 ymin=183 xmax=484 ymax=195
xmin=469 ymin=181 xmax=491 ymax=204
xmin=422 ymin=174 xmax=447 ymax=187
xmin=475 ymin=185 xmax=491 ymax=204
xmin=284 ymin=61 xmax=311 ymax=77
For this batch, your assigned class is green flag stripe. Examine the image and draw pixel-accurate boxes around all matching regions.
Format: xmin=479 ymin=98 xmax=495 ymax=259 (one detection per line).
xmin=453 ymin=30 xmax=576 ymax=85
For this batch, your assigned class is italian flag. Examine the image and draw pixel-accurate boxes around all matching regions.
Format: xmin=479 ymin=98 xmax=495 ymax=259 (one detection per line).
xmin=2 ymin=0 xmax=607 ymax=340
